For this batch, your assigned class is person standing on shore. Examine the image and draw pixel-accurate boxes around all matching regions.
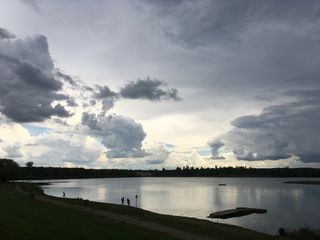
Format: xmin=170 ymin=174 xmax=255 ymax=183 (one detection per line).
xmin=127 ymin=198 xmax=130 ymax=206
xmin=121 ymin=197 xmax=124 ymax=205
xmin=135 ymin=195 xmax=138 ymax=208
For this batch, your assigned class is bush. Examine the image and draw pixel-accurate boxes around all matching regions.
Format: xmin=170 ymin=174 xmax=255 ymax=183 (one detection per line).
xmin=278 ymin=228 xmax=287 ymax=236
xmin=280 ymin=227 xmax=320 ymax=240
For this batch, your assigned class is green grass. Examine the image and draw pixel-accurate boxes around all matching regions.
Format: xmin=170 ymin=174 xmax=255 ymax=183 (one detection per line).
xmin=0 ymin=182 xmax=286 ymax=240
xmin=285 ymin=227 xmax=320 ymax=240
xmin=0 ymin=183 xmax=176 ymax=240
xmin=57 ymin=196 xmax=280 ymax=240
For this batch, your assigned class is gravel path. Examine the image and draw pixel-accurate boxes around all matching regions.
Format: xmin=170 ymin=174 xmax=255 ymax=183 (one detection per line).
xmin=16 ymin=185 xmax=215 ymax=240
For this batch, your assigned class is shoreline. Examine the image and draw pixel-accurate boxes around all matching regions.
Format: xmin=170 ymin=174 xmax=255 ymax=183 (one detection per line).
xmin=37 ymin=183 xmax=274 ymax=237
xmin=1 ymin=182 xmax=279 ymax=240
xmin=284 ymin=180 xmax=320 ymax=185
xmin=16 ymin=175 xmax=320 ymax=181
xmin=22 ymin=177 xmax=320 ymax=235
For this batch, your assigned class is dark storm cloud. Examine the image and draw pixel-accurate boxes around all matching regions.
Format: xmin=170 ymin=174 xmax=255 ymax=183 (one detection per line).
xmin=0 ymin=28 xmax=72 ymax=122
xmin=52 ymin=118 xmax=69 ymax=126
xmin=143 ymin=0 xmax=320 ymax=47
xmin=136 ymin=0 xmax=320 ymax=107
xmin=285 ymin=89 xmax=320 ymax=100
xmin=222 ymin=89 xmax=320 ymax=162
xmin=66 ymin=98 xmax=77 ymax=107
xmin=93 ymin=85 xmax=117 ymax=99
xmin=120 ymin=77 xmax=181 ymax=101
xmin=90 ymin=79 xmax=180 ymax=114
xmin=145 ymin=0 xmax=184 ymax=7
xmin=4 ymin=55 xmax=62 ymax=90
xmin=0 ymin=28 xmax=15 ymax=39
xmin=19 ymin=0 xmax=40 ymax=12
xmin=55 ymin=71 xmax=78 ymax=87
xmin=91 ymin=85 xmax=118 ymax=114
xmin=82 ymin=112 xmax=146 ymax=158
xmin=208 ymin=139 xmax=225 ymax=160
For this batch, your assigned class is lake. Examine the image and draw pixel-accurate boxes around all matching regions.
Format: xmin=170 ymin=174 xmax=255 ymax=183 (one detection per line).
xmin=37 ymin=177 xmax=320 ymax=234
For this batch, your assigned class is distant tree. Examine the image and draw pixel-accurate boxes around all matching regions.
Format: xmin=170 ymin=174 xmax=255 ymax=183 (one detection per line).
xmin=0 ymin=158 xmax=19 ymax=168
xmin=25 ymin=161 xmax=34 ymax=168
xmin=0 ymin=158 xmax=20 ymax=181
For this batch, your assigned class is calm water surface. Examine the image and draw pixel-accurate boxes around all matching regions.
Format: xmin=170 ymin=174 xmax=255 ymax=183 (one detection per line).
xmin=37 ymin=177 xmax=320 ymax=234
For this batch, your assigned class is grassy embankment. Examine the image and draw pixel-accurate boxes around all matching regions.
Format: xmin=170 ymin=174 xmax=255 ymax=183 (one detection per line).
xmin=0 ymin=182 xmax=284 ymax=240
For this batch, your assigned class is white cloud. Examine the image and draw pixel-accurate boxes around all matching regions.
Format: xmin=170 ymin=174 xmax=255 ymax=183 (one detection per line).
xmin=81 ymin=112 xmax=147 ymax=158
xmin=0 ymin=122 xmax=104 ymax=167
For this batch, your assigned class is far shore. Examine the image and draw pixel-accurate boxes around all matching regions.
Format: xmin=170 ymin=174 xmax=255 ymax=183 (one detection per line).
xmin=284 ymin=180 xmax=320 ymax=185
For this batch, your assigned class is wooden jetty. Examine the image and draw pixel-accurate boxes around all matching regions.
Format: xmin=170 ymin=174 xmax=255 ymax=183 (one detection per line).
xmin=208 ymin=207 xmax=267 ymax=219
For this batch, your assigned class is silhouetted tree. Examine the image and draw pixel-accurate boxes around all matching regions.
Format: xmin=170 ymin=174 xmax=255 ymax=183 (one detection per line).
xmin=25 ymin=161 xmax=34 ymax=168
xmin=0 ymin=158 xmax=20 ymax=181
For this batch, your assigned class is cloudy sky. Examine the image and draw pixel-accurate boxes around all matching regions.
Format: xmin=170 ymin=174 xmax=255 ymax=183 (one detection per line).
xmin=1 ymin=0 xmax=320 ymax=169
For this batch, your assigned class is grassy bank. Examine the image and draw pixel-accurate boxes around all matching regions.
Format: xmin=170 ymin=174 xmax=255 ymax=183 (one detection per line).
xmin=1 ymin=182 xmax=283 ymax=240
xmin=0 ymin=182 xmax=176 ymax=240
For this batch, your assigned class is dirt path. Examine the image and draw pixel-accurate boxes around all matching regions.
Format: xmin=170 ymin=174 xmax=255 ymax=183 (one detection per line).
xmin=17 ymin=186 xmax=215 ymax=240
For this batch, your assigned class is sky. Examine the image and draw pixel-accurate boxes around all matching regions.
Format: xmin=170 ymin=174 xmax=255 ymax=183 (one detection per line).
xmin=0 ymin=0 xmax=320 ymax=169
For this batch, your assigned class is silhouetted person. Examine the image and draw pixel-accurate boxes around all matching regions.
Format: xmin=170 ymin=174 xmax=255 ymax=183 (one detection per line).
xmin=135 ymin=195 xmax=138 ymax=208
xmin=63 ymin=192 xmax=66 ymax=198
xmin=121 ymin=197 xmax=124 ymax=205
xmin=127 ymin=198 xmax=130 ymax=206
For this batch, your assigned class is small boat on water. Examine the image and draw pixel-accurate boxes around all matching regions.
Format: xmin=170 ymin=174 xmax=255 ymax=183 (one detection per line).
xmin=208 ymin=207 xmax=267 ymax=219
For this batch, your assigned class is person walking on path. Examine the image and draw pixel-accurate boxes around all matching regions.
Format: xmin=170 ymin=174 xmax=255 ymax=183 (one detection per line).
xmin=121 ymin=197 xmax=124 ymax=205
xmin=62 ymin=192 xmax=66 ymax=198
xmin=127 ymin=198 xmax=130 ymax=206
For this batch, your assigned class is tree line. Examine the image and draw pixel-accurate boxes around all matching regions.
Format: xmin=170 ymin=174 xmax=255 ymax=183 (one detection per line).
xmin=1 ymin=158 xmax=320 ymax=181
